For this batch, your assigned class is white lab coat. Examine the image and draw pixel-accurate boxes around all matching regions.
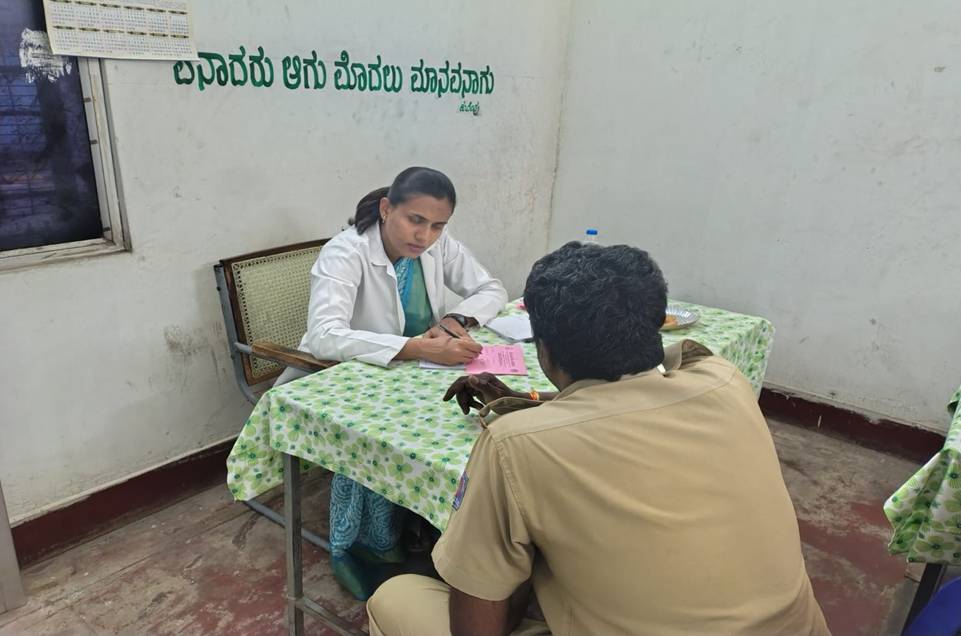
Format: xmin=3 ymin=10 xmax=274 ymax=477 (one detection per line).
xmin=295 ymin=223 xmax=508 ymax=369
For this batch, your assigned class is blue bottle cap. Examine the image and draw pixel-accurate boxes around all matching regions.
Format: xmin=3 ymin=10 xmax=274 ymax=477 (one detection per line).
xmin=585 ymin=228 xmax=598 ymax=236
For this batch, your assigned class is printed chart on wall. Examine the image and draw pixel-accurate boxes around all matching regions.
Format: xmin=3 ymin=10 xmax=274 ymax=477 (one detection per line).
xmin=42 ymin=0 xmax=198 ymax=60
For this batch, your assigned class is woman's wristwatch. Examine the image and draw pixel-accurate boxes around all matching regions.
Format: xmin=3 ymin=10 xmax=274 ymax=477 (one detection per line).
xmin=443 ymin=313 xmax=475 ymax=328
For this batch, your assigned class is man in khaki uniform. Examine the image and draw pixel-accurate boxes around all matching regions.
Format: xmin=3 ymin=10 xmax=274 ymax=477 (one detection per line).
xmin=368 ymin=243 xmax=829 ymax=636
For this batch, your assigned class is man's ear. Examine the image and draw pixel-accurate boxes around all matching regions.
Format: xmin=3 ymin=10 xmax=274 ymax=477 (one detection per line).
xmin=534 ymin=338 xmax=546 ymax=362
xmin=534 ymin=338 xmax=555 ymax=374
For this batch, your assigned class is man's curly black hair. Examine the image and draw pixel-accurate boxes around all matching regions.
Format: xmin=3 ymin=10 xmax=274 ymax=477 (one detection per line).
xmin=523 ymin=242 xmax=668 ymax=381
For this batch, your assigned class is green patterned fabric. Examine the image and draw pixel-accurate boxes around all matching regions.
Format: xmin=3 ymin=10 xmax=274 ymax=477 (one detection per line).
xmin=227 ymin=300 xmax=775 ymax=531
xmin=884 ymin=386 xmax=961 ymax=565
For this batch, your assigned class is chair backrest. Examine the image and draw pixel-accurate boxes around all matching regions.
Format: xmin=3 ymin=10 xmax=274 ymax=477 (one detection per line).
xmin=216 ymin=239 xmax=328 ymax=388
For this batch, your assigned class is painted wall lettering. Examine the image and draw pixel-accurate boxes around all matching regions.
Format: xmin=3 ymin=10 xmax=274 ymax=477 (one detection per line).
xmin=172 ymin=47 xmax=495 ymax=101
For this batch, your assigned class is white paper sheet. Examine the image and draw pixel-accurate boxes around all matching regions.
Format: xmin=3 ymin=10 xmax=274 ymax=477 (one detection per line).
xmin=419 ymin=360 xmax=466 ymax=371
xmin=486 ymin=314 xmax=533 ymax=342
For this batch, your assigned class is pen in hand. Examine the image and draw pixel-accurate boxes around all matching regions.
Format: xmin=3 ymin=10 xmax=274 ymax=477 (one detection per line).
xmin=438 ymin=323 xmax=461 ymax=339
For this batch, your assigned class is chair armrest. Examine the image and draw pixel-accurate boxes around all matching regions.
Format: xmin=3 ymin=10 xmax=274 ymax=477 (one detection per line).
xmin=249 ymin=341 xmax=339 ymax=373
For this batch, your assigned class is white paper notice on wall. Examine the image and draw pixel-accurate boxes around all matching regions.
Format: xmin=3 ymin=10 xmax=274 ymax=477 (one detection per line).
xmin=42 ymin=0 xmax=198 ymax=61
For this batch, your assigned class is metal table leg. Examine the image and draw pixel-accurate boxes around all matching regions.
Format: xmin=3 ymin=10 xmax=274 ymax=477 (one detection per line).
xmin=284 ymin=453 xmax=305 ymax=636
xmin=281 ymin=455 xmax=361 ymax=636
xmin=244 ymin=499 xmax=330 ymax=552
xmin=901 ymin=562 xmax=947 ymax=635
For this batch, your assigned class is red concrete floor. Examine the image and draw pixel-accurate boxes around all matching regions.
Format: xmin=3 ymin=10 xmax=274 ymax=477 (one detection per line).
xmin=0 ymin=417 xmax=931 ymax=636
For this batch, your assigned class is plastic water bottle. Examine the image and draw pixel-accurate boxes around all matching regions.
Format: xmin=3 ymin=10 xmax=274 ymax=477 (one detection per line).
xmin=584 ymin=228 xmax=599 ymax=244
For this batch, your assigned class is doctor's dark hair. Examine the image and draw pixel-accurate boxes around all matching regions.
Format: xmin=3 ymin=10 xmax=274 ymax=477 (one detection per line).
xmin=523 ymin=242 xmax=668 ymax=381
xmin=350 ymin=167 xmax=457 ymax=234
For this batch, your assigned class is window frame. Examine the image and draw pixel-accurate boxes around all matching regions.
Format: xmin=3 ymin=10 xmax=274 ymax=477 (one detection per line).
xmin=0 ymin=57 xmax=128 ymax=272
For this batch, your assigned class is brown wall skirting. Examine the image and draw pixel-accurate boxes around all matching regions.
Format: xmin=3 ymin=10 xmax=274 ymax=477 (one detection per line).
xmin=11 ymin=440 xmax=235 ymax=568
xmin=759 ymin=388 xmax=945 ymax=464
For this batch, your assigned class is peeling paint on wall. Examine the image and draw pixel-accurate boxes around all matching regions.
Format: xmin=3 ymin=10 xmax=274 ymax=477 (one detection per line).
xmin=19 ymin=28 xmax=72 ymax=84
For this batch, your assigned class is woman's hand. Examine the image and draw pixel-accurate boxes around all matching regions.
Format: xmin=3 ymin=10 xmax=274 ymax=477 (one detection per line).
xmin=415 ymin=336 xmax=483 ymax=366
xmin=394 ymin=333 xmax=481 ymax=364
xmin=423 ymin=316 xmax=474 ymax=341
xmin=443 ymin=373 xmax=521 ymax=414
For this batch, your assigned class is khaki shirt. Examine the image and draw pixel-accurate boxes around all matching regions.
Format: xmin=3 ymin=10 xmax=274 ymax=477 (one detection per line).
xmin=433 ymin=341 xmax=829 ymax=636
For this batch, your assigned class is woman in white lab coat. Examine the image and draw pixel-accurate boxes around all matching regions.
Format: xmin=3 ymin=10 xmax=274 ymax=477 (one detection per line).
xmin=292 ymin=166 xmax=507 ymax=600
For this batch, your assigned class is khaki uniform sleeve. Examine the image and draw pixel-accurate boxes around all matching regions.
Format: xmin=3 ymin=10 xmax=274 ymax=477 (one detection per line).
xmin=431 ymin=430 xmax=532 ymax=601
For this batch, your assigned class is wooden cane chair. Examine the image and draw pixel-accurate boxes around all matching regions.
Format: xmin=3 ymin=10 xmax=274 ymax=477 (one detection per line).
xmin=213 ymin=239 xmax=338 ymax=552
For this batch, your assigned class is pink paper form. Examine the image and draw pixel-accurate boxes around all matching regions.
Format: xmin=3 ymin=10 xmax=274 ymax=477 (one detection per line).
xmin=465 ymin=344 xmax=528 ymax=376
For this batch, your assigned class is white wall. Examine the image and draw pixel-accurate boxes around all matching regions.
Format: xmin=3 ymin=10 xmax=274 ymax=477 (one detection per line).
xmin=550 ymin=0 xmax=961 ymax=431
xmin=0 ymin=0 xmax=571 ymax=522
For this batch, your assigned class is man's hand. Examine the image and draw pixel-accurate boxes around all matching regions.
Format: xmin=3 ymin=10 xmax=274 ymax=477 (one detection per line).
xmin=449 ymin=582 xmax=532 ymax=636
xmin=423 ymin=316 xmax=474 ymax=341
xmin=443 ymin=373 xmax=520 ymax=414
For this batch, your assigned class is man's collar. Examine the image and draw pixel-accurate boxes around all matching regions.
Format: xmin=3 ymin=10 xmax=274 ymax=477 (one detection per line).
xmin=552 ymin=340 xmax=713 ymax=401
xmin=554 ymin=377 xmax=608 ymax=401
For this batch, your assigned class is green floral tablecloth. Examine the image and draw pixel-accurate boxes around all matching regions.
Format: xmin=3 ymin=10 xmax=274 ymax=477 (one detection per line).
xmin=884 ymin=387 xmax=961 ymax=565
xmin=227 ymin=301 xmax=774 ymax=531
